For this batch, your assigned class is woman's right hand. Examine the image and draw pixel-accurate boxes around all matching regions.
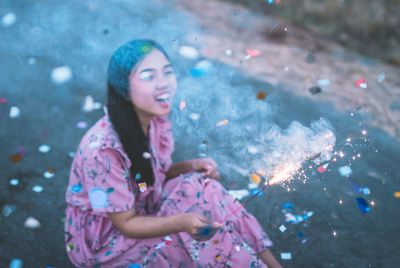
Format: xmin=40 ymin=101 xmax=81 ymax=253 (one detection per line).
xmin=179 ymin=213 xmax=222 ymax=241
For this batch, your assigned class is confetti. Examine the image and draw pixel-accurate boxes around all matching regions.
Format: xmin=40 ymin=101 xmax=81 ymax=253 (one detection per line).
xmin=32 ymin=185 xmax=43 ymax=193
xmin=245 ymin=49 xmax=260 ymax=57
xmin=378 ymin=72 xmax=385 ymax=83
xmin=82 ymin=95 xmax=102 ymax=112
xmin=250 ymin=173 xmax=261 ymax=184
xmin=142 ymin=152 xmax=151 ymax=159
xmin=9 ymin=259 xmax=23 ymax=268
xmin=196 ymin=224 xmax=214 ymax=238
xmin=188 ymin=113 xmax=200 ymax=121
xmin=362 ymin=187 xmax=371 ymax=195
xmin=204 ymin=178 xmax=213 ymax=185
xmin=0 ymin=97 xmax=6 ymax=103
xmin=228 ymin=189 xmax=250 ymax=200
xmin=216 ymin=119 xmax=228 ymax=127
xmin=190 ymin=60 xmax=212 ymax=77
xmin=215 ymin=254 xmax=221 ymax=259
xmin=9 ymin=106 xmax=20 ymax=118
xmin=51 ymin=66 xmax=72 ymax=84
xmin=17 ymin=146 xmax=26 ymax=156
xmin=278 ymin=225 xmax=287 ymax=232
xmin=76 ymin=121 xmax=88 ymax=128
xmin=178 ymin=46 xmax=199 ymax=60
xmin=338 ymin=165 xmax=352 ymax=177
xmin=71 ymin=184 xmax=82 ymax=193
xmin=180 ymin=101 xmax=186 ymax=110
xmin=1 ymin=12 xmax=17 ymax=27
xmin=356 ymin=197 xmax=370 ymax=213
xmin=395 ymin=192 xmax=400 ymax=198
xmin=10 ymin=178 xmax=19 ymax=186
xmin=257 ymin=92 xmax=266 ymax=100
xmin=67 ymin=243 xmax=74 ymax=251
xmin=306 ymin=78 xmax=310 ymax=82
xmin=10 ymin=154 xmax=23 ymax=163
xmin=280 ymin=252 xmax=292 ymax=260
xmin=284 ymin=66 xmax=289 ymax=71
xmin=317 ymin=79 xmax=331 ymax=88
xmin=24 ymin=216 xmax=41 ymax=229
xmin=308 ymin=86 xmax=321 ymax=95
xmin=247 ymin=145 xmax=259 ymax=155
xmin=268 ymin=0 xmax=274 ymax=3
xmin=135 ymin=173 xmax=141 ymax=180
xmin=225 ymin=49 xmax=232 ymax=56
xmin=317 ymin=163 xmax=329 ymax=173
xmin=2 ymin=205 xmax=16 ymax=217
xmin=250 ymin=188 xmax=263 ymax=196
xmin=38 ymin=144 xmax=51 ymax=153
xmin=139 ymin=182 xmax=147 ymax=192
xmin=28 ymin=57 xmax=36 ymax=65
xmin=355 ymin=78 xmax=367 ymax=89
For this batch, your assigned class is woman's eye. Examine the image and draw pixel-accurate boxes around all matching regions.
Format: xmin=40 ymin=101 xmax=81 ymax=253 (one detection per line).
xmin=139 ymin=72 xmax=153 ymax=81
xmin=165 ymin=70 xmax=174 ymax=76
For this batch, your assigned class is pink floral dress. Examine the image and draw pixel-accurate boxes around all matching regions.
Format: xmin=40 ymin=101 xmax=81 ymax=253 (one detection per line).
xmin=65 ymin=106 xmax=273 ymax=267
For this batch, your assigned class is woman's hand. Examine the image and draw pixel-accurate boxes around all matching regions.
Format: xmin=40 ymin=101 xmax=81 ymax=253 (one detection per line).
xmin=191 ymin=158 xmax=220 ymax=179
xmin=179 ymin=213 xmax=222 ymax=241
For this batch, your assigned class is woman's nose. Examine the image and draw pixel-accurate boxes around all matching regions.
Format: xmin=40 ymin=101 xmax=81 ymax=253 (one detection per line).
xmin=155 ymin=75 xmax=169 ymax=89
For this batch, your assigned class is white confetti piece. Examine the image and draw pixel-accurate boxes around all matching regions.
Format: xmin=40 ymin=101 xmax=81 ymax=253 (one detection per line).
xmin=76 ymin=121 xmax=88 ymax=128
xmin=43 ymin=171 xmax=55 ymax=179
xmin=51 ymin=66 xmax=72 ymax=84
xmin=83 ymin=95 xmax=95 ymax=112
xmin=38 ymin=144 xmax=51 ymax=153
xmin=225 ymin=49 xmax=232 ymax=56
xmin=9 ymin=178 xmax=19 ymax=186
xmin=279 ymin=225 xmax=287 ymax=232
xmin=338 ymin=165 xmax=352 ymax=177
xmin=142 ymin=152 xmax=151 ymax=159
xmin=280 ymin=252 xmax=292 ymax=260
xmin=32 ymin=185 xmax=43 ymax=193
xmin=1 ymin=12 xmax=16 ymax=27
xmin=24 ymin=216 xmax=41 ymax=229
xmin=317 ymin=79 xmax=331 ymax=88
xmin=9 ymin=106 xmax=20 ymax=118
xmin=2 ymin=205 xmax=16 ymax=217
xmin=247 ymin=145 xmax=258 ymax=155
xmin=189 ymin=113 xmax=200 ymax=121
xmin=228 ymin=189 xmax=250 ymax=200
xmin=378 ymin=72 xmax=385 ymax=83
xmin=178 ymin=46 xmax=199 ymax=60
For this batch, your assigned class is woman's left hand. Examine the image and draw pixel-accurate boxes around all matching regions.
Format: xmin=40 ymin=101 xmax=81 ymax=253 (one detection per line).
xmin=190 ymin=158 xmax=220 ymax=179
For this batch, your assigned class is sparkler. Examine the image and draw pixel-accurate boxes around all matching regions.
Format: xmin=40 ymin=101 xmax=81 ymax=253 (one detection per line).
xmin=218 ymin=153 xmax=321 ymax=225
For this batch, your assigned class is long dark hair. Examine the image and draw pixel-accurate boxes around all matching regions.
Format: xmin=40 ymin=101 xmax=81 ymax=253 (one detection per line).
xmin=106 ymin=39 xmax=170 ymax=186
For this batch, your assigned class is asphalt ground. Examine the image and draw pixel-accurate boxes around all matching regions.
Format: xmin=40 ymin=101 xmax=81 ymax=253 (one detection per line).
xmin=1 ymin=0 xmax=399 ymax=267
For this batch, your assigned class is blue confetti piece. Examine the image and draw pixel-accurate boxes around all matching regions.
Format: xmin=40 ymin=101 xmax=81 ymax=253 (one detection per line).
xmin=128 ymin=265 xmax=140 ymax=268
xmin=135 ymin=173 xmax=141 ymax=180
xmin=71 ymin=184 xmax=82 ymax=193
xmin=251 ymin=188 xmax=263 ymax=196
xmin=356 ymin=197 xmax=370 ymax=213
xmin=268 ymin=0 xmax=274 ymax=3
xmin=338 ymin=165 xmax=352 ymax=177
xmin=197 ymin=224 xmax=214 ymax=239
xmin=362 ymin=187 xmax=371 ymax=195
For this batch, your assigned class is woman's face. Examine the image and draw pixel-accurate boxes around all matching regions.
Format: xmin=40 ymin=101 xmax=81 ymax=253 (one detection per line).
xmin=128 ymin=48 xmax=177 ymax=118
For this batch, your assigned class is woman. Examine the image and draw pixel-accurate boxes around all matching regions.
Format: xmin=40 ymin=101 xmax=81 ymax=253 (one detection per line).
xmin=65 ymin=39 xmax=282 ymax=267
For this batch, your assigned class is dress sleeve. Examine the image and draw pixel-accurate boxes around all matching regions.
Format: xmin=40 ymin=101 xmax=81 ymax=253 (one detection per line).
xmin=156 ymin=116 xmax=174 ymax=173
xmin=82 ymin=147 xmax=136 ymax=214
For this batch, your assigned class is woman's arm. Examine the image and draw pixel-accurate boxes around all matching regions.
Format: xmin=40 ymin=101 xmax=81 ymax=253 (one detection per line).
xmin=107 ymin=208 xmax=222 ymax=240
xmin=165 ymin=158 xmax=220 ymax=181
xmin=107 ymin=208 xmax=183 ymax=238
xmin=165 ymin=160 xmax=193 ymax=181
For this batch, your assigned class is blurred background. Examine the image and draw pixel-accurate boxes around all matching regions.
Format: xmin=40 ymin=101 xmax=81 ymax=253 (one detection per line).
xmin=1 ymin=0 xmax=399 ymax=267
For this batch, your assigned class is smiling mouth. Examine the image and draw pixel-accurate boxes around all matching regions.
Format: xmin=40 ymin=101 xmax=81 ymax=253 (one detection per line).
xmin=155 ymin=92 xmax=170 ymax=103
